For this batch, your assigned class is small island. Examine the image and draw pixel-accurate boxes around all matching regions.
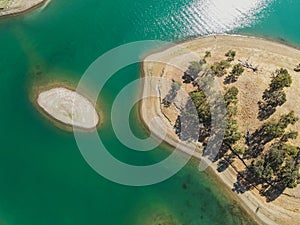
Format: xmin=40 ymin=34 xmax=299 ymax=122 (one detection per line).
xmin=37 ymin=87 xmax=99 ymax=130
xmin=0 ymin=0 xmax=48 ymax=17
xmin=141 ymin=35 xmax=300 ymax=225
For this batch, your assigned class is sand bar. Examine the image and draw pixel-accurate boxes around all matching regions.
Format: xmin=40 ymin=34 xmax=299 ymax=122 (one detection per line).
xmin=37 ymin=87 xmax=99 ymax=130
xmin=0 ymin=0 xmax=48 ymax=17
xmin=141 ymin=35 xmax=300 ymax=225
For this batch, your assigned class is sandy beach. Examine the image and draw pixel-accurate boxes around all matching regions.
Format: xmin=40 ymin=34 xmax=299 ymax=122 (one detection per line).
xmin=141 ymin=35 xmax=300 ymax=225
xmin=0 ymin=0 xmax=48 ymax=17
xmin=37 ymin=87 xmax=99 ymax=130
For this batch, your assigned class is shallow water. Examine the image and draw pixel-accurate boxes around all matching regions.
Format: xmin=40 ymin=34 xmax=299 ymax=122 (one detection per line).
xmin=0 ymin=0 xmax=299 ymax=224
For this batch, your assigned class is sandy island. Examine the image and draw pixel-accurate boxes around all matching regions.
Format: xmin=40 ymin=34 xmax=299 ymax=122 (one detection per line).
xmin=141 ymin=35 xmax=300 ymax=225
xmin=0 ymin=0 xmax=48 ymax=17
xmin=37 ymin=87 xmax=99 ymax=130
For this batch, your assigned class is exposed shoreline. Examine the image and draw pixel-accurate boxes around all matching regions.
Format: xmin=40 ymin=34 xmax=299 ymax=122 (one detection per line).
xmin=140 ymin=34 xmax=300 ymax=225
xmin=33 ymin=82 xmax=102 ymax=131
xmin=0 ymin=0 xmax=49 ymax=18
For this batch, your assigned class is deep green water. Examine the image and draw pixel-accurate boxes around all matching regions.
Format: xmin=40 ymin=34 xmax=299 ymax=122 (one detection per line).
xmin=0 ymin=0 xmax=299 ymax=224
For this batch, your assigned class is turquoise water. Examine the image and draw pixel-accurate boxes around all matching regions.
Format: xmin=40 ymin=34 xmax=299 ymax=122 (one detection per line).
xmin=0 ymin=0 xmax=299 ymax=224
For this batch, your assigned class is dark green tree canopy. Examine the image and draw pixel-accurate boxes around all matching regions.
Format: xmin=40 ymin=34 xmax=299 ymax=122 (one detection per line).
xmin=225 ymin=50 xmax=236 ymax=61
xmin=270 ymin=68 xmax=292 ymax=91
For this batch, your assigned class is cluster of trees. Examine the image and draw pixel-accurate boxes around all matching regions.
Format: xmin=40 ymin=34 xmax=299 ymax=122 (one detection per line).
xmin=210 ymin=50 xmax=243 ymax=80
xmin=251 ymin=111 xmax=300 ymax=189
xmin=180 ymin=51 xmax=244 ymax=151
xmin=251 ymin=142 xmax=300 ymax=188
xmin=223 ymin=87 xmax=242 ymax=147
xmin=174 ymin=89 xmax=211 ymax=141
xmin=258 ymin=68 xmax=292 ymax=120
xmin=183 ymin=50 xmax=239 ymax=81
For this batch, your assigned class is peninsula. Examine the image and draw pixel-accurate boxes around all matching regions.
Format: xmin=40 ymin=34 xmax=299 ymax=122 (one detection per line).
xmin=37 ymin=87 xmax=99 ymax=130
xmin=0 ymin=0 xmax=48 ymax=17
xmin=141 ymin=35 xmax=300 ymax=225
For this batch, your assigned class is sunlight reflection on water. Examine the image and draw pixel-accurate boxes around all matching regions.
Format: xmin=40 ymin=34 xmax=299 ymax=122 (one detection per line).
xmin=143 ymin=0 xmax=272 ymax=38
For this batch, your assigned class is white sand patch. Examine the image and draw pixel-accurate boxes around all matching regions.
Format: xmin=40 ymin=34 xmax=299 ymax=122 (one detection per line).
xmin=37 ymin=87 xmax=99 ymax=129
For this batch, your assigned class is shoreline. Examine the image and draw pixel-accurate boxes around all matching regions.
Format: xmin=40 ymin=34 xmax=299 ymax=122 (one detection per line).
xmin=0 ymin=0 xmax=49 ymax=19
xmin=140 ymin=34 xmax=300 ymax=225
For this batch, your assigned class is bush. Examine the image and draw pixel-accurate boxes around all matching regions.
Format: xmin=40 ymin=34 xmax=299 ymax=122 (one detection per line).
xmin=225 ymin=50 xmax=236 ymax=61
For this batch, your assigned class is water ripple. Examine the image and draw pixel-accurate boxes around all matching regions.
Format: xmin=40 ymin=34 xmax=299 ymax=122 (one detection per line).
xmin=140 ymin=0 xmax=272 ymax=39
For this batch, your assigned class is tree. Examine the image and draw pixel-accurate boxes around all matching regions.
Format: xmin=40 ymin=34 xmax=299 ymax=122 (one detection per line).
xmin=263 ymin=164 xmax=274 ymax=180
xmin=279 ymin=111 xmax=299 ymax=128
xmin=211 ymin=60 xmax=231 ymax=77
xmin=224 ymin=118 xmax=242 ymax=145
xmin=225 ymin=50 xmax=236 ymax=61
xmin=263 ymin=89 xmax=286 ymax=107
xmin=225 ymin=64 xmax=244 ymax=83
xmin=233 ymin=145 xmax=246 ymax=155
xmin=251 ymin=158 xmax=265 ymax=179
xmin=204 ymin=51 xmax=211 ymax=59
xmin=280 ymin=161 xmax=300 ymax=188
xmin=232 ymin=63 xmax=244 ymax=75
xmin=258 ymin=68 xmax=292 ymax=120
xmin=281 ymin=131 xmax=298 ymax=142
xmin=270 ymin=68 xmax=292 ymax=91
xmin=267 ymin=145 xmax=285 ymax=171
xmin=263 ymin=120 xmax=285 ymax=139
xmin=224 ymin=86 xmax=239 ymax=105
xmin=226 ymin=104 xmax=238 ymax=117
xmin=190 ymin=91 xmax=211 ymax=124
xmin=282 ymin=144 xmax=298 ymax=157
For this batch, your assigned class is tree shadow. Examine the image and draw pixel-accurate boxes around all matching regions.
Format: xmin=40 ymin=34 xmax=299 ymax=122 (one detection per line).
xmin=260 ymin=183 xmax=285 ymax=202
xmin=223 ymin=74 xmax=237 ymax=85
xmin=257 ymin=101 xmax=276 ymax=121
xmin=182 ymin=72 xmax=194 ymax=84
xmin=217 ymin=153 xmax=236 ymax=172
xmin=243 ymin=126 xmax=273 ymax=159
xmin=232 ymin=171 xmax=254 ymax=194
xmin=217 ymin=159 xmax=229 ymax=172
